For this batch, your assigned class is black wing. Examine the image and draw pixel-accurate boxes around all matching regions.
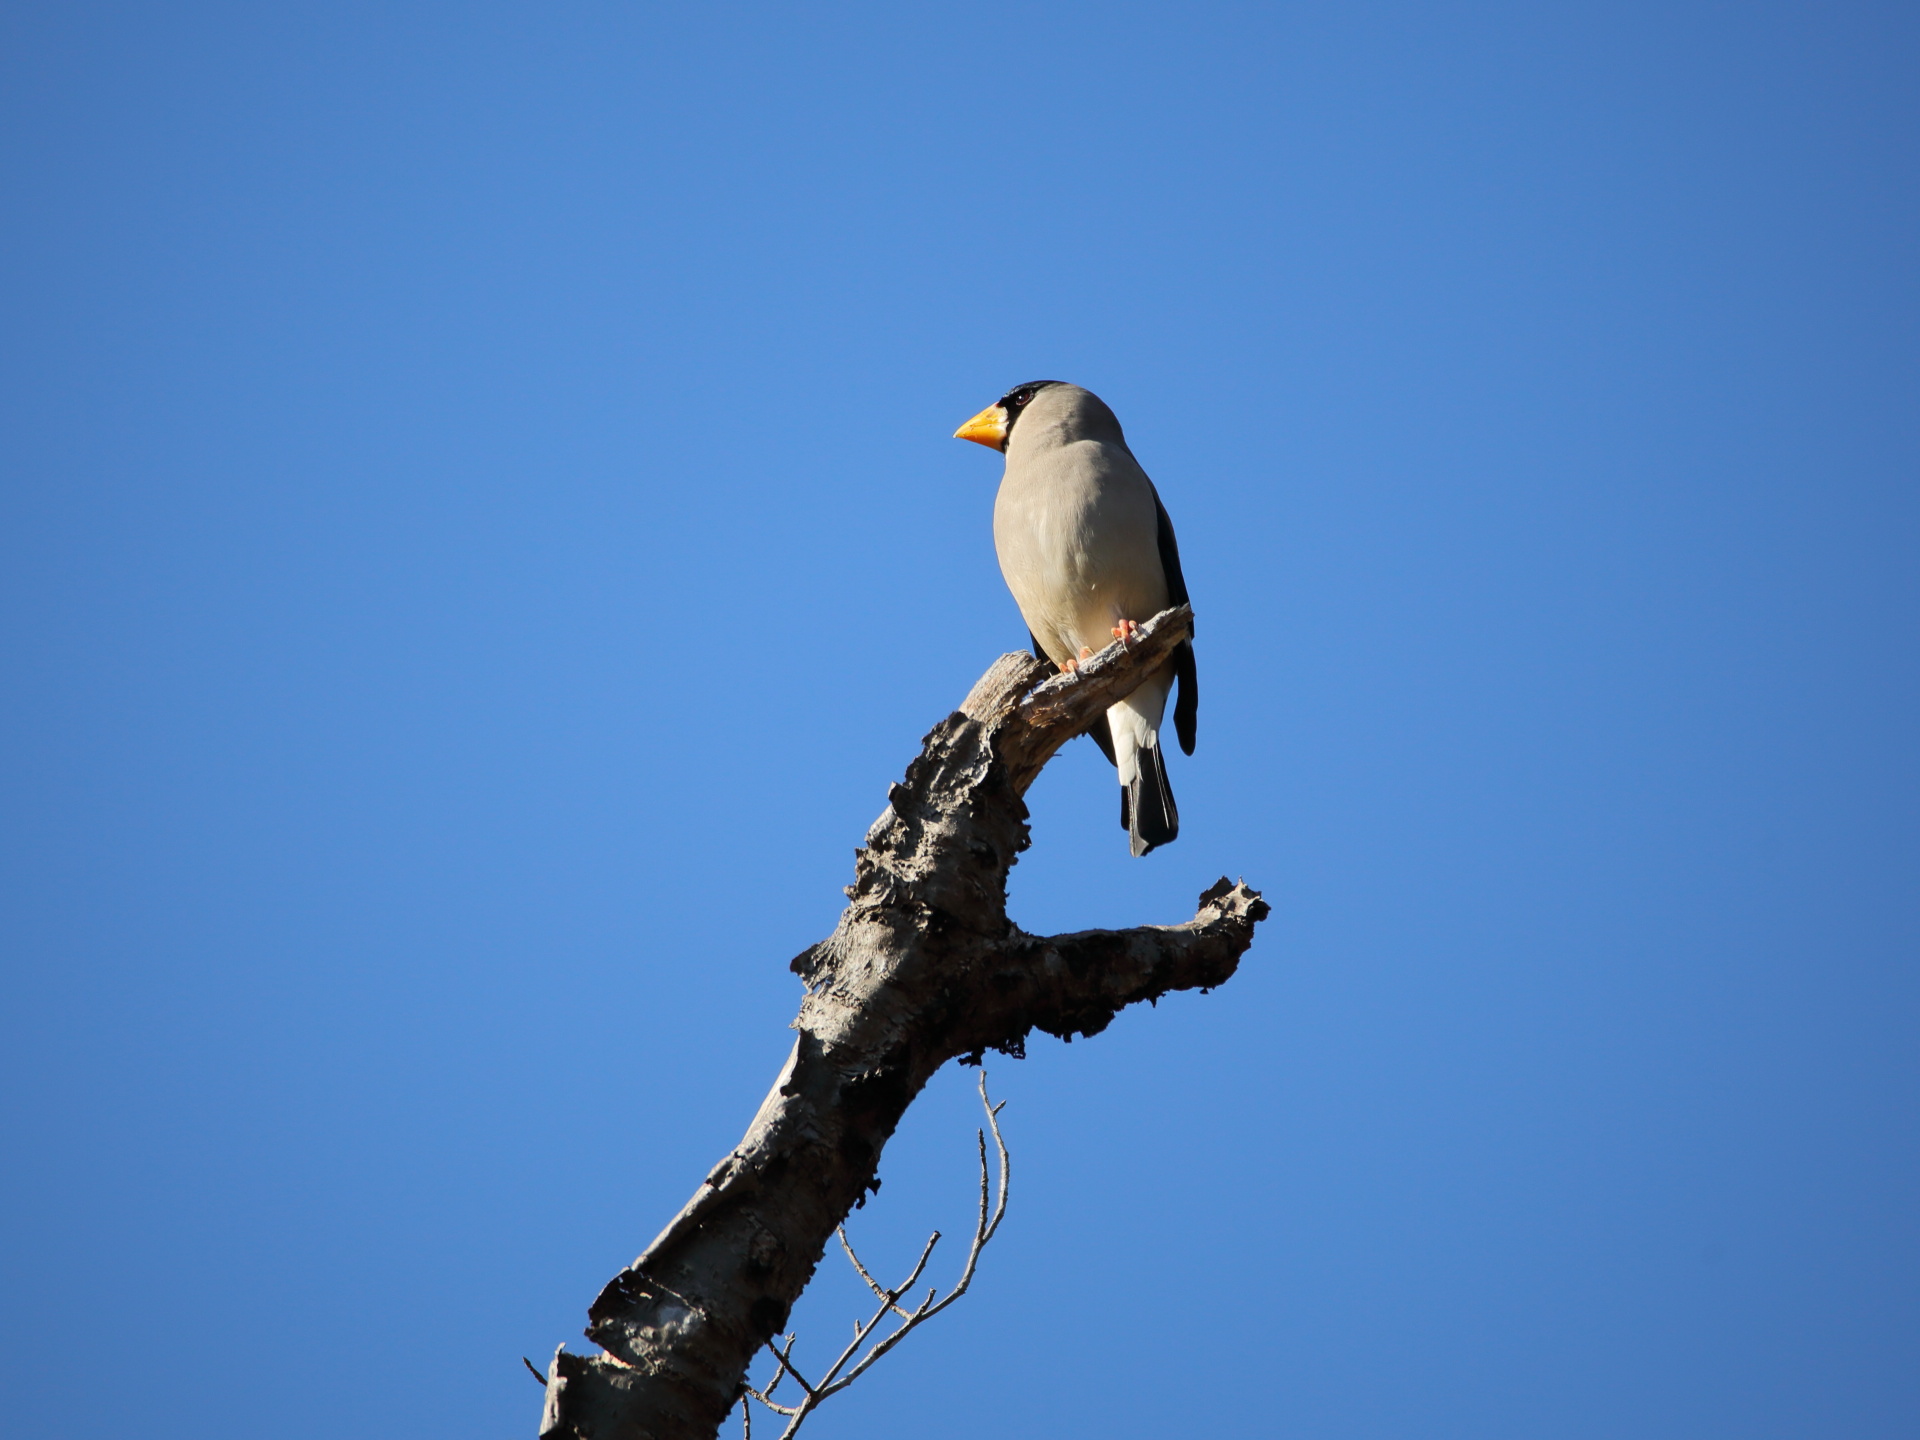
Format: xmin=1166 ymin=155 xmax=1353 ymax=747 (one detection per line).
xmin=1154 ymin=488 xmax=1199 ymax=755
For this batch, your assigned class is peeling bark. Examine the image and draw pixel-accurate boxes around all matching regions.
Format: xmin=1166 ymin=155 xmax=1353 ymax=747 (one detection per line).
xmin=539 ymin=606 xmax=1269 ymax=1439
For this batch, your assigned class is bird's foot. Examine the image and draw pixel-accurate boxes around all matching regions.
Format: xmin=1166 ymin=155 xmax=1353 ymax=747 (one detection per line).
xmin=1111 ymin=619 xmax=1141 ymax=646
xmin=1059 ymin=645 xmax=1095 ymax=675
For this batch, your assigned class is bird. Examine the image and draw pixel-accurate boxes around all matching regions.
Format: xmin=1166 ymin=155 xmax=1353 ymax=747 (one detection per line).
xmin=954 ymin=381 xmax=1197 ymax=856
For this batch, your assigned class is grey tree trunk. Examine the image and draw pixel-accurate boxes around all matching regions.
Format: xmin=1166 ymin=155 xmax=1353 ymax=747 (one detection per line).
xmin=539 ymin=606 xmax=1269 ymax=1439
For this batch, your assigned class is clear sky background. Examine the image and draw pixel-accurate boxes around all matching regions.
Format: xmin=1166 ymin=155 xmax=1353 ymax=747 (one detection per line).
xmin=3 ymin=4 xmax=1916 ymax=1437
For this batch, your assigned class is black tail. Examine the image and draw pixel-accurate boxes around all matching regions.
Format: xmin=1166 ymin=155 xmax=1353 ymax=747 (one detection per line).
xmin=1120 ymin=739 xmax=1180 ymax=856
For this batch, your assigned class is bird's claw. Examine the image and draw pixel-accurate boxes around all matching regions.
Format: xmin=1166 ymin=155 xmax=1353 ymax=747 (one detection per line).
xmin=1111 ymin=619 xmax=1141 ymax=645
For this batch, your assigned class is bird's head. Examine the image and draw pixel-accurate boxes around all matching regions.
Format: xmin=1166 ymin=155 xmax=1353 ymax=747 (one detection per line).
xmin=952 ymin=381 xmax=1063 ymax=452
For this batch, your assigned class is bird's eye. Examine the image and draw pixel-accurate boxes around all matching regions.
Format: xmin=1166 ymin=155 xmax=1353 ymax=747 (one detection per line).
xmin=998 ymin=382 xmax=1050 ymax=414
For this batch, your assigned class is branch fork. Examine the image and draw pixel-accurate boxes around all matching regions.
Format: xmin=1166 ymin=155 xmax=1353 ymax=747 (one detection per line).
xmin=538 ymin=607 xmax=1269 ymax=1440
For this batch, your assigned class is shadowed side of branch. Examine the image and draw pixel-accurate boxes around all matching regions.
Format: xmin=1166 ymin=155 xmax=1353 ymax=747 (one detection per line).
xmin=990 ymin=877 xmax=1271 ymax=1053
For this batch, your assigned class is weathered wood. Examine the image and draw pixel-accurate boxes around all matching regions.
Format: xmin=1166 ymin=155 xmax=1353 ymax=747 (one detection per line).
xmin=539 ymin=605 xmax=1265 ymax=1440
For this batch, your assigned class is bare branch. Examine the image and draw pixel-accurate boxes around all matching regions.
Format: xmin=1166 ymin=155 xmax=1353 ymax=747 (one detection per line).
xmin=855 ymin=1073 xmax=1008 ymax=1341
xmin=764 ymin=1337 xmax=815 ymax=1400
xmin=740 ymin=1335 xmax=804 ymax=1422
xmin=538 ymin=610 xmax=1268 ymax=1440
xmin=741 ymin=1389 xmax=797 ymax=1420
xmin=835 ymin=1228 xmax=913 ymax=1320
xmin=741 ymin=1075 xmax=1014 ymax=1439
xmin=808 ymin=1230 xmax=941 ymax=1402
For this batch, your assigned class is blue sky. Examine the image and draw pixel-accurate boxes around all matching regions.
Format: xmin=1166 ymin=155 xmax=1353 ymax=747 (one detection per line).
xmin=2 ymin=3 xmax=1916 ymax=1436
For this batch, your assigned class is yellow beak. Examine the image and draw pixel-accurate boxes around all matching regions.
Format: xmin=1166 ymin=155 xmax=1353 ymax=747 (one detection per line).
xmin=953 ymin=403 xmax=1009 ymax=449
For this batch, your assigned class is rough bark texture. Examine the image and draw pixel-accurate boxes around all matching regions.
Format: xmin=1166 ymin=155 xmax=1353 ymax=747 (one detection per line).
xmin=539 ymin=606 xmax=1269 ymax=1439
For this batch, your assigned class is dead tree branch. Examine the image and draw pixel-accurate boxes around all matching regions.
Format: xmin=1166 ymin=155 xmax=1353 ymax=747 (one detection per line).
xmin=537 ymin=605 xmax=1269 ymax=1439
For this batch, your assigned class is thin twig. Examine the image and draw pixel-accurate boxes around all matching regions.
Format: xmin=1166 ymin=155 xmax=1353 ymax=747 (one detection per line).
xmin=810 ymin=1230 xmax=941 ymax=1402
xmin=743 ymin=1072 xmax=1012 ymax=1439
xmin=742 ymin=1386 xmax=799 ymax=1419
xmin=765 ymin=1334 xmax=815 ymax=1399
xmin=741 ymin=1373 xmax=800 ymax=1421
xmin=760 ymin=1336 xmax=787 ymax=1400
xmin=523 ymin=1356 xmax=548 ymax=1388
xmin=741 ymin=1334 xmax=805 ymax=1417
xmin=837 ymin=1226 xmax=914 ymax=1319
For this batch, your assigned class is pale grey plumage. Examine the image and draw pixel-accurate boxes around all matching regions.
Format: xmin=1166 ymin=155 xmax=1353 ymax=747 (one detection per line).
xmin=966 ymin=381 xmax=1197 ymax=855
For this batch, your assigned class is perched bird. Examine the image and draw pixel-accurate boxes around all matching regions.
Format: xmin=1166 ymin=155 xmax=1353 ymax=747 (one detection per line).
xmin=955 ymin=381 xmax=1198 ymax=856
